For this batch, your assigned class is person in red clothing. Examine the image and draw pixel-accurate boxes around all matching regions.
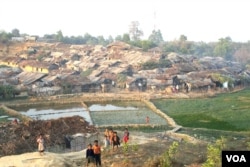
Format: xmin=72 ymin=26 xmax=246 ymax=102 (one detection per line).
xmin=93 ymin=140 xmax=101 ymax=167
xmin=123 ymin=128 xmax=130 ymax=144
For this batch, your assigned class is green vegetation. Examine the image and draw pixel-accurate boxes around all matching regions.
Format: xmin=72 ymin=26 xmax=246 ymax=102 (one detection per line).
xmin=152 ymin=89 xmax=250 ymax=131
xmin=80 ymin=69 xmax=93 ymax=77
xmin=160 ymin=141 xmax=179 ymax=167
xmin=141 ymin=59 xmax=171 ymax=70
xmin=202 ymin=137 xmax=226 ymax=167
xmin=0 ymin=85 xmax=18 ymax=100
xmin=0 ymin=109 xmax=9 ymax=123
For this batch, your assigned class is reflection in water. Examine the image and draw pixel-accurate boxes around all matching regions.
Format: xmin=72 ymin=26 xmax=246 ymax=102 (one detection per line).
xmin=20 ymin=107 xmax=93 ymax=124
xmin=89 ymin=104 xmax=138 ymax=111
xmin=18 ymin=103 xmax=142 ymax=125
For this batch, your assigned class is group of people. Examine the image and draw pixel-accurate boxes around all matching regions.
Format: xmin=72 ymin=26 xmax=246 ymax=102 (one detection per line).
xmin=85 ymin=128 xmax=130 ymax=167
xmin=103 ymin=128 xmax=130 ymax=150
xmin=35 ymin=128 xmax=130 ymax=167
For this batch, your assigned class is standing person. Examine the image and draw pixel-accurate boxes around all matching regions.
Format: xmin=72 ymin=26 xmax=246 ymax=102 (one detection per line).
xmin=146 ymin=116 xmax=150 ymax=124
xmin=108 ymin=129 xmax=114 ymax=148
xmin=123 ymin=128 xmax=130 ymax=144
xmin=104 ymin=128 xmax=110 ymax=148
xmin=36 ymin=133 xmax=45 ymax=156
xmin=112 ymin=132 xmax=120 ymax=151
xmin=93 ymin=140 xmax=101 ymax=167
xmin=86 ymin=143 xmax=94 ymax=167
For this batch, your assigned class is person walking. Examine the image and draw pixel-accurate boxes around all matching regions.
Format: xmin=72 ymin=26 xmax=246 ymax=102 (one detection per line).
xmin=93 ymin=140 xmax=102 ymax=167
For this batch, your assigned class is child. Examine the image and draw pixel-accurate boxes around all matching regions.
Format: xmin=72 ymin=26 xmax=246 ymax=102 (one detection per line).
xmin=112 ymin=131 xmax=120 ymax=151
xmin=123 ymin=128 xmax=130 ymax=144
xmin=92 ymin=140 xmax=101 ymax=167
xmin=108 ymin=129 xmax=114 ymax=148
xmin=36 ymin=133 xmax=45 ymax=156
xmin=104 ymin=128 xmax=110 ymax=148
xmin=86 ymin=143 xmax=94 ymax=167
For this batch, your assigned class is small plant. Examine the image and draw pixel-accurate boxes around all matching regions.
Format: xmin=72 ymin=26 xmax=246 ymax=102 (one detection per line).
xmin=247 ymin=142 xmax=250 ymax=150
xmin=202 ymin=136 xmax=227 ymax=167
xmin=160 ymin=141 xmax=179 ymax=167
xmin=131 ymin=143 xmax=139 ymax=152
xmin=122 ymin=142 xmax=129 ymax=154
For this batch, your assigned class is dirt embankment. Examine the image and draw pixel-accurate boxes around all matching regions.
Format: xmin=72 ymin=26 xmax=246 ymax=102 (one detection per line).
xmin=0 ymin=116 xmax=96 ymax=156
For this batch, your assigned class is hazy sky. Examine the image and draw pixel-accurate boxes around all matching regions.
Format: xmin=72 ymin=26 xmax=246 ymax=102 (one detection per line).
xmin=1 ymin=0 xmax=249 ymax=42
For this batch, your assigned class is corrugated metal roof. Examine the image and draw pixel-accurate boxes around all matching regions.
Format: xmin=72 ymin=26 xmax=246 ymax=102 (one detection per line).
xmin=16 ymin=72 xmax=47 ymax=85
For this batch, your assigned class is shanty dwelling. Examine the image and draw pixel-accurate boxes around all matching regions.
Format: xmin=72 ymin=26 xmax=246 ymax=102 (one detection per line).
xmin=14 ymin=72 xmax=48 ymax=96
xmin=25 ymin=36 xmax=37 ymax=42
xmin=59 ymin=75 xmax=92 ymax=94
xmin=70 ymin=54 xmax=81 ymax=61
xmin=18 ymin=60 xmax=51 ymax=74
xmin=126 ymin=77 xmax=147 ymax=92
xmin=82 ymin=77 xmax=104 ymax=93
xmin=30 ymin=84 xmax=61 ymax=97
xmin=0 ymin=57 xmax=23 ymax=68
xmin=147 ymin=79 xmax=167 ymax=92
xmin=11 ymin=37 xmax=25 ymax=42
xmin=172 ymin=75 xmax=191 ymax=93
xmin=14 ymin=72 xmax=47 ymax=86
xmin=99 ymin=78 xmax=115 ymax=93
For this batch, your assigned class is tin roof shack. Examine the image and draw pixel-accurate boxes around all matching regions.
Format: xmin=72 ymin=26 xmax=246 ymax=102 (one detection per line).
xmin=18 ymin=60 xmax=58 ymax=74
xmin=126 ymin=77 xmax=147 ymax=92
xmin=11 ymin=37 xmax=25 ymax=42
xmin=59 ymin=75 xmax=92 ymax=94
xmin=16 ymin=72 xmax=47 ymax=86
xmin=0 ymin=57 xmax=23 ymax=68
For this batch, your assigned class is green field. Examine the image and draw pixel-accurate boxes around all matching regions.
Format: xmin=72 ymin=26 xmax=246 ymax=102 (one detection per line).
xmin=152 ymin=89 xmax=250 ymax=131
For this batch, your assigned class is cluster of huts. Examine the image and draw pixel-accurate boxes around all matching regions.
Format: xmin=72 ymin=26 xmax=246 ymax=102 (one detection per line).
xmin=0 ymin=41 xmax=250 ymax=97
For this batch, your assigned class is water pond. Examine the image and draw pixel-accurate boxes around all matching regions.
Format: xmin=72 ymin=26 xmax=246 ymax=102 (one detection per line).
xmin=88 ymin=102 xmax=168 ymax=126
xmin=14 ymin=101 xmax=168 ymax=127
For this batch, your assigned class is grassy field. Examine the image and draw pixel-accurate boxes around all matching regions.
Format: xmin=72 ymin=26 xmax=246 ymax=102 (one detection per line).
xmin=152 ymin=89 xmax=250 ymax=131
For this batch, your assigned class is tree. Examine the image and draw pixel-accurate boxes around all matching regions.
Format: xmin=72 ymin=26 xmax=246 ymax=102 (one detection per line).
xmin=56 ymin=30 xmax=64 ymax=42
xmin=0 ymin=85 xmax=16 ymax=99
xmin=0 ymin=31 xmax=11 ymax=43
xmin=179 ymin=34 xmax=187 ymax=42
xmin=97 ymin=35 xmax=108 ymax=46
xmin=122 ymin=33 xmax=130 ymax=43
xmin=11 ymin=28 xmax=20 ymax=37
xmin=129 ymin=21 xmax=143 ymax=41
xmin=148 ymin=29 xmax=164 ymax=45
xmin=214 ymin=37 xmax=234 ymax=60
xmin=178 ymin=35 xmax=188 ymax=54
xmin=233 ymin=44 xmax=250 ymax=65
xmin=115 ymin=35 xmax=122 ymax=41
xmin=108 ymin=35 xmax=114 ymax=43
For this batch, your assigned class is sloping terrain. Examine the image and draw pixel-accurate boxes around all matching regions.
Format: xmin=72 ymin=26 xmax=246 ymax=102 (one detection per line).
xmin=0 ymin=116 xmax=96 ymax=156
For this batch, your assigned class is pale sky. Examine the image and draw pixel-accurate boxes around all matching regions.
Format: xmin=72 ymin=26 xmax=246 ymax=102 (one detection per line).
xmin=1 ymin=0 xmax=250 ymax=42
